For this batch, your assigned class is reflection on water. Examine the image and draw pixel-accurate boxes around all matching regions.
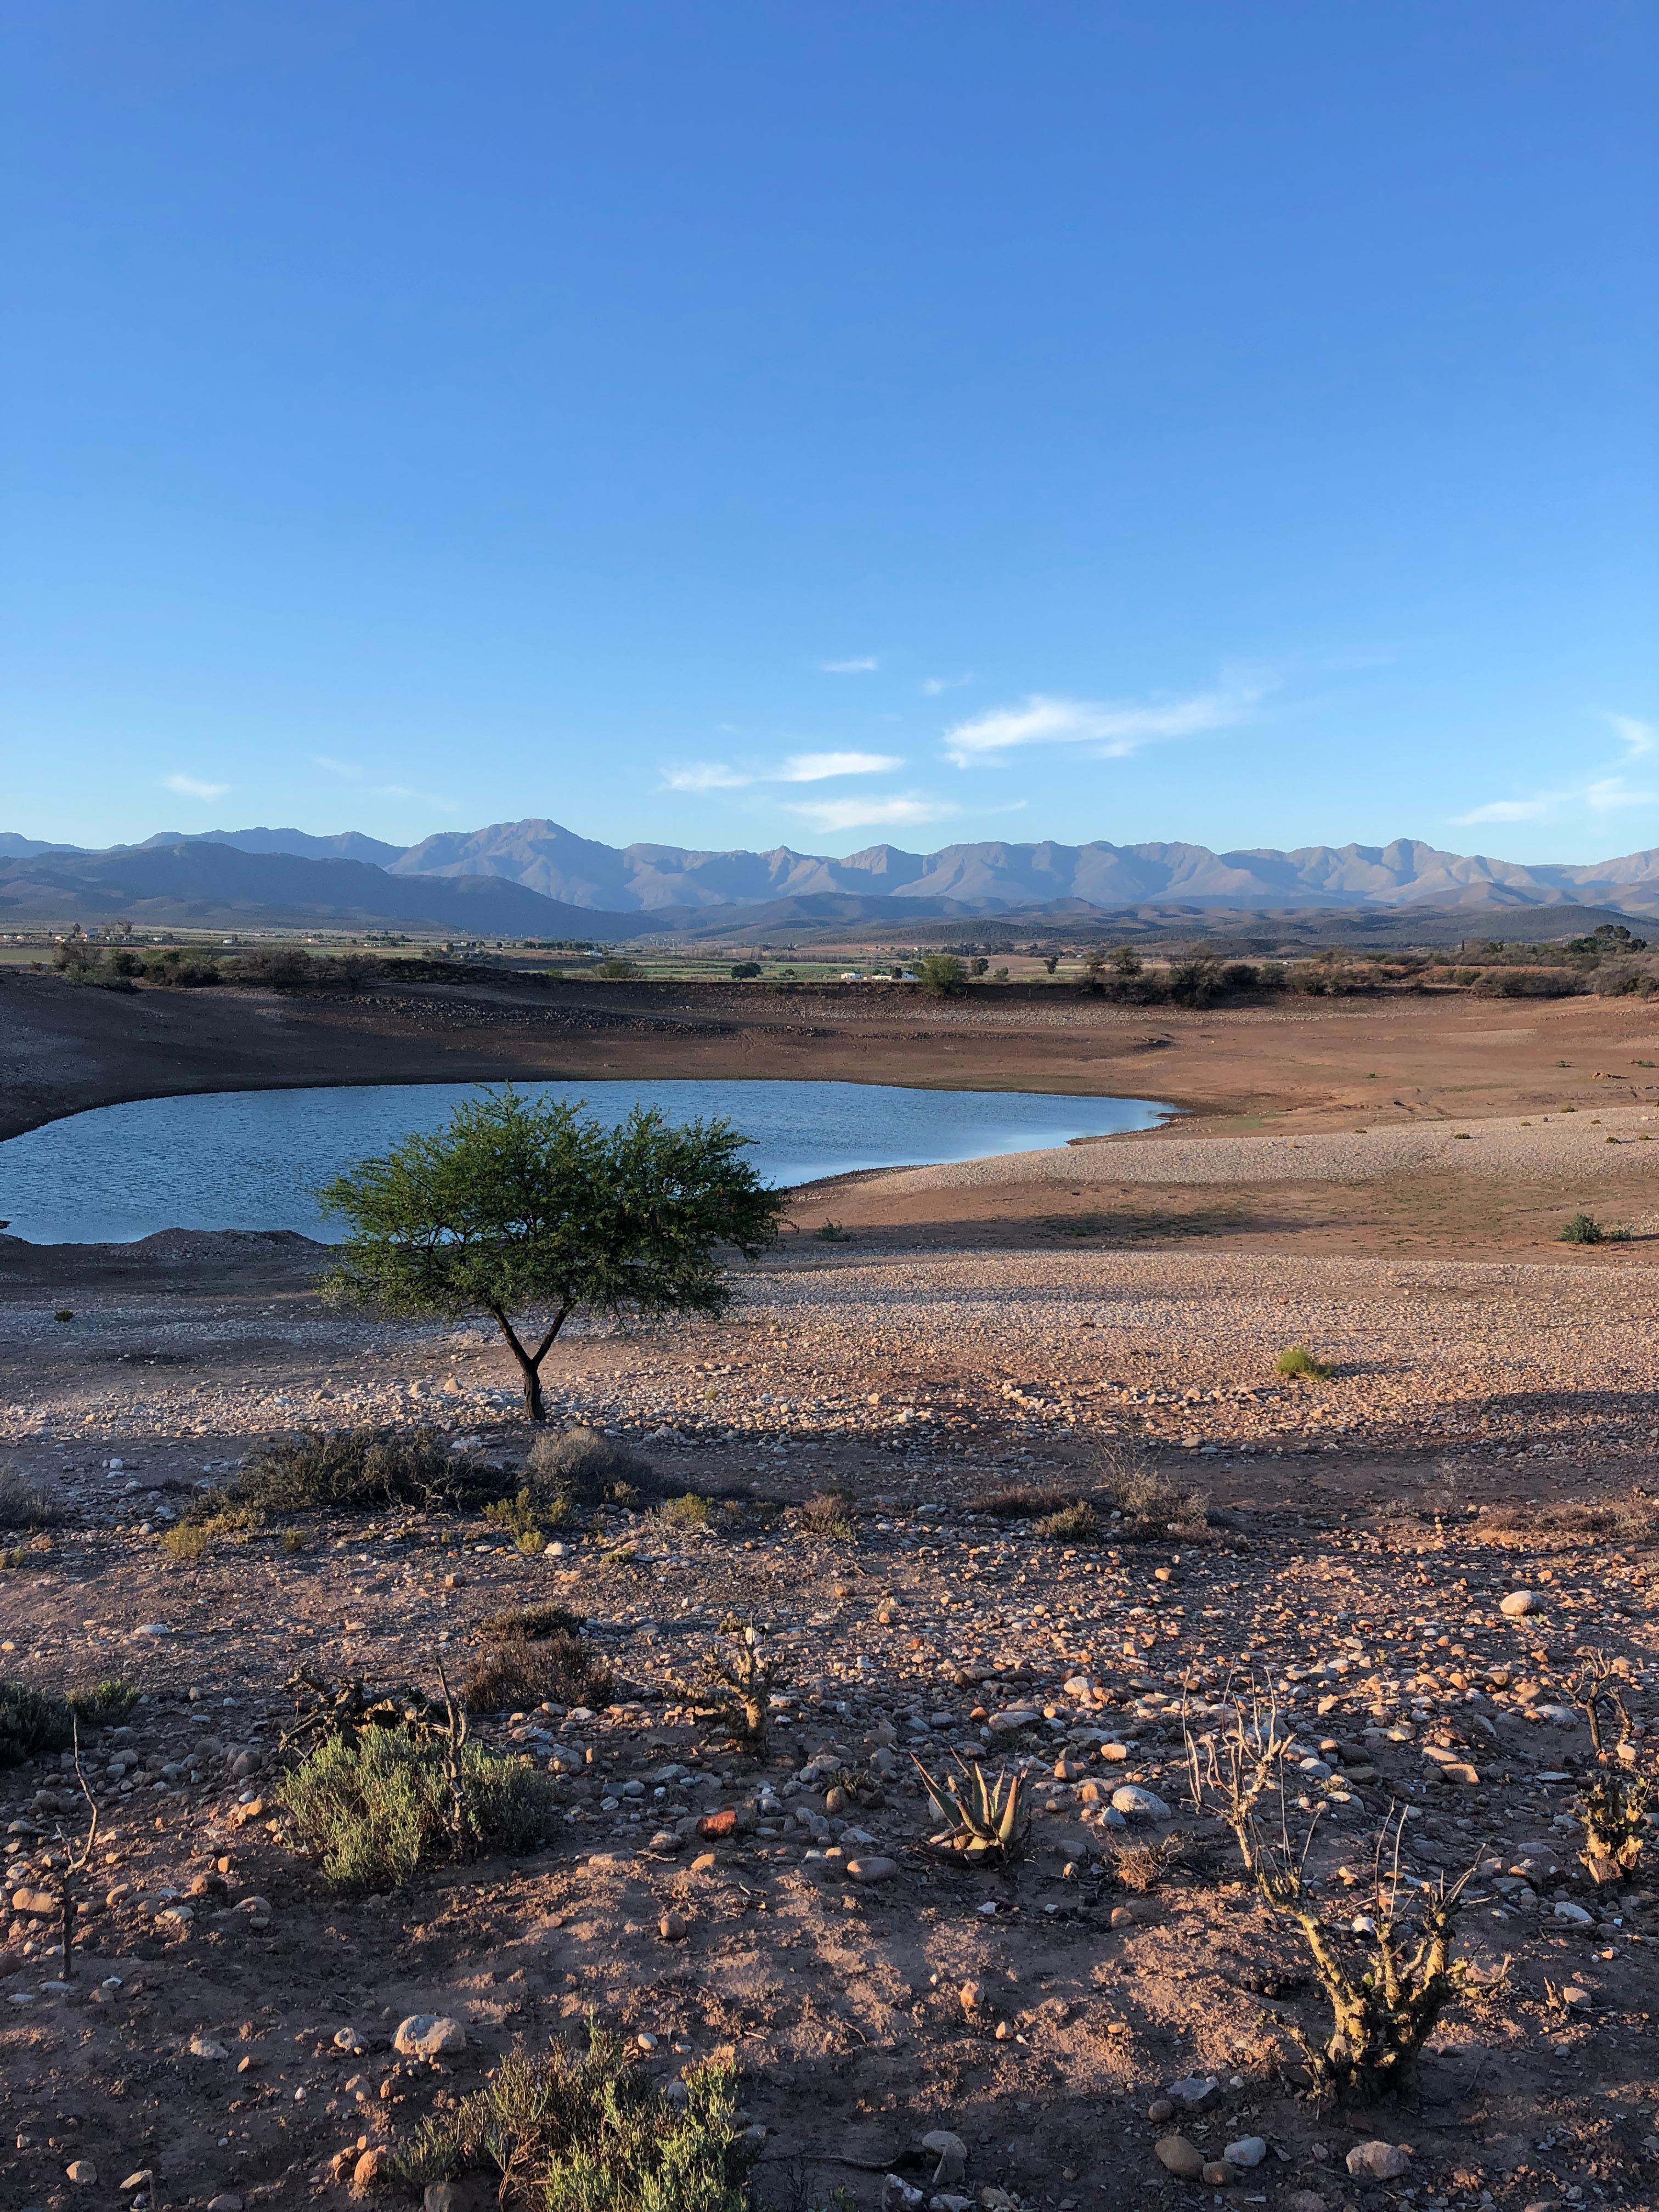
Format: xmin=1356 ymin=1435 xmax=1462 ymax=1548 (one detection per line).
xmin=0 ymin=1078 xmax=1171 ymax=1245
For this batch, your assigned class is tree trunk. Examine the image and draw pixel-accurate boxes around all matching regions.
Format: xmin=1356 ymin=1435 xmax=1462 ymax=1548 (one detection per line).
xmin=488 ymin=1305 xmax=571 ymax=1424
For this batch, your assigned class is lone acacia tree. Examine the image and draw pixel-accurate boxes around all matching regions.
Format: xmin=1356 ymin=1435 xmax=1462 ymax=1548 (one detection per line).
xmin=318 ymin=1088 xmax=786 ymax=1421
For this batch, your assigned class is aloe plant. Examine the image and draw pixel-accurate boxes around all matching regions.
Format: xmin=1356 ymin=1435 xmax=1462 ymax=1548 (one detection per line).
xmin=913 ymin=1755 xmax=1029 ymax=1864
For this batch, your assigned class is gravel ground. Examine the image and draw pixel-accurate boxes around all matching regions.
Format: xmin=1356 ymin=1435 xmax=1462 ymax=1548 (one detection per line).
xmin=876 ymin=1103 xmax=1659 ymax=1191
xmin=10 ymin=1238 xmax=1659 ymax=1465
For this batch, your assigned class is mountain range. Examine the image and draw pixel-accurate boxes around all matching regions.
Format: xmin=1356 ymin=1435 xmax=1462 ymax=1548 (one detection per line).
xmin=7 ymin=818 xmax=1659 ymax=936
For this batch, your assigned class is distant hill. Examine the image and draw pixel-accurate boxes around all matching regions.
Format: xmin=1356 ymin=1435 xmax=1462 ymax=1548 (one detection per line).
xmin=376 ymin=819 xmax=1659 ymax=918
xmin=8 ymin=816 xmax=1659 ymax=930
xmin=0 ymin=843 xmax=636 ymax=938
xmin=132 ymin=825 xmax=407 ymax=866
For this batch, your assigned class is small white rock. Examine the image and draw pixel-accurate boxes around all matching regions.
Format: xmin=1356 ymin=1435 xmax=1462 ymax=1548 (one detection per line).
xmin=1225 ymin=2136 xmax=1268 ymax=2169
xmin=1111 ymin=1785 xmax=1172 ymax=1820
xmin=1499 ymin=1590 xmax=1541 ymax=1617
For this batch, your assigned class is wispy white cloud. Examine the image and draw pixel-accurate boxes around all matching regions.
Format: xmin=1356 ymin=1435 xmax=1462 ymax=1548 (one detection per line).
xmin=162 ymin=772 xmax=230 ymax=802
xmin=785 ymin=793 xmax=960 ymax=834
xmin=309 ymin=754 xmax=456 ymax=811
xmin=1586 ymin=775 xmax=1659 ymax=812
xmin=1453 ymin=795 xmax=1555 ymax=825
xmin=921 ymin=671 xmax=975 ymax=696
xmin=662 ymin=762 xmax=753 ymax=792
xmin=943 ymin=678 xmax=1266 ymax=766
xmin=1610 ymin=713 xmax=1657 ymax=758
xmin=819 ymin=656 xmax=880 ymax=674
xmin=777 ymin=750 xmax=904 ymax=782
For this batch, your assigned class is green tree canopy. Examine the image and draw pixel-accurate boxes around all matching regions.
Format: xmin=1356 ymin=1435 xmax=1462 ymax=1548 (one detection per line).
xmin=916 ymin=952 xmax=968 ymax=997
xmin=318 ymin=1089 xmax=786 ymax=1421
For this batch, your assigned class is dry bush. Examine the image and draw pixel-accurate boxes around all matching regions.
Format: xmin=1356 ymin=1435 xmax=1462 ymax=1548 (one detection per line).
xmin=160 ymin=1523 xmax=208 ymax=1565
xmin=476 ymin=1604 xmax=585 ymax=1642
xmin=981 ymin=1486 xmax=1074 ymax=1522
xmin=1110 ymin=1452 xmax=1210 ymax=1539
xmin=1480 ymin=1493 xmax=1659 ymax=1547
xmin=1187 ymin=1686 xmax=1472 ymax=2098
xmin=1035 ymin=1499 xmax=1098 ymax=1542
xmin=659 ymin=1491 xmax=711 ymax=1528
xmin=0 ymin=1680 xmax=76 ymax=1767
xmin=0 ymin=1471 xmax=66 ymax=1530
xmin=795 ymin=1489 xmax=855 ymax=1540
xmin=1109 ymin=1834 xmax=1186 ymax=1893
xmin=526 ymin=1426 xmax=654 ymax=1509
xmin=1276 ymin=1344 xmax=1335 ymax=1379
xmin=461 ymin=1634 xmax=614 ymax=1716
xmin=229 ymin=1425 xmax=459 ymax=1514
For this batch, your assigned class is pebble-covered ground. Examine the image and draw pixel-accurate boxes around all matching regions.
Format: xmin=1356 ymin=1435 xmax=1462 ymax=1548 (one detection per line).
xmin=0 ymin=1453 xmax=1655 ymax=2212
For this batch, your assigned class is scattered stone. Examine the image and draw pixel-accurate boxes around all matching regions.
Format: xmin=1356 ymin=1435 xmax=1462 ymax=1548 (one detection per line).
xmin=882 ymin=2176 xmax=925 ymax=2212
xmin=1201 ymin=2162 xmax=1238 ymax=2187
xmin=354 ymin=2146 xmax=391 ymax=2188
xmin=659 ymin=1911 xmax=690 ymax=1941
xmin=1346 ymin=2142 xmax=1412 ymax=2181
xmin=393 ymin=2013 xmax=466 ymax=2058
xmin=189 ymin=2032 xmax=229 ymax=2059
xmin=1500 ymin=1590 xmax=1542 ymax=1617
xmin=846 ymin=1855 xmax=899 ymax=1883
xmin=66 ymin=2159 xmax=98 ymax=2184
xmin=1111 ymin=1785 xmax=1171 ymax=1820
xmin=206 ymin=2195 xmax=245 ymax=2211
xmin=1553 ymin=1901 xmax=1594 ymax=1927
xmin=1224 ymin=2137 xmax=1268 ymax=2169
xmin=1109 ymin=1905 xmax=1136 ymax=1930
xmin=1154 ymin=2136 xmax=1205 ymax=2180
xmin=921 ymin=2129 xmax=967 ymax=2186
xmin=697 ymin=1807 xmax=738 ymax=1838
xmin=334 ymin=2025 xmax=366 ymax=2052
xmin=1167 ymin=2072 xmax=1220 ymax=2112
xmin=689 ymin=1851 xmax=718 ymax=1874
xmin=1147 ymin=2098 xmax=1175 ymax=2123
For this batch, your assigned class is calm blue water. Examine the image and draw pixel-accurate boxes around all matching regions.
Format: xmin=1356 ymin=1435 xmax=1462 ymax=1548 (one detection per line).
xmin=0 ymin=1081 xmax=1172 ymax=1245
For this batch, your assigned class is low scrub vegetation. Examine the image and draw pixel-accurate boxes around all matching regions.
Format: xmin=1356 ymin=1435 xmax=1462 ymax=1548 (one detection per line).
xmin=461 ymin=1633 xmax=614 ymax=1716
xmin=391 ymin=2023 xmax=749 ymax=2209
xmin=915 ymin=1756 xmax=1029 ymax=1865
xmin=528 ymin=1425 xmax=656 ymax=1510
xmin=222 ymin=1425 xmax=463 ymax=1515
xmin=477 ymin=1603 xmax=585 ymax=1643
xmin=1189 ymin=1690 xmax=1472 ymax=2098
xmin=278 ymin=1726 xmax=553 ymax=1890
xmin=1276 ymin=1344 xmax=1335 ymax=1379
xmin=795 ymin=1488 xmax=855 ymax=1540
xmin=981 ymin=1485 xmax=1075 ymax=1522
xmin=0 ymin=1674 xmax=138 ymax=1765
xmin=0 ymin=1471 xmax=66 ymax=1529
xmin=1035 ymin=1499 xmax=1098 ymax=1542
xmin=160 ymin=1522 xmax=209 ymax=1565
xmin=1110 ymin=1454 xmax=1210 ymax=1539
xmin=1480 ymin=1493 xmax=1659 ymax=1547
xmin=1558 ymin=1212 xmax=1630 ymax=1245
xmin=675 ymin=1622 xmax=783 ymax=1748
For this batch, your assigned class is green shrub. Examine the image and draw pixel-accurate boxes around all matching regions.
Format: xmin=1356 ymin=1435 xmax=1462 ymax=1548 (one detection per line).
xmin=482 ymin=1486 xmax=550 ymax=1547
xmin=229 ymin=1425 xmax=458 ymax=1514
xmin=1276 ymin=1344 xmax=1335 ymax=1379
xmin=66 ymin=1674 xmax=140 ymax=1727
xmin=1559 ymin=1212 xmax=1629 ymax=1245
xmin=392 ymin=2023 xmax=748 ymax=2209
xmin=1035 ymin=1499 xmax=1098 ymax=1542
xmin=277 ymin=1728 xmax=552 ymax=1891
xmin=916 ymin=952 xmax=968 ymax=997
xmin=0 ymin=1680 xmax=75 ymax=1767
xmin=160 ymin=1522 xmax=208 ymax=1565
xmin=661 ymin=1491 xmax=710 ymax=1528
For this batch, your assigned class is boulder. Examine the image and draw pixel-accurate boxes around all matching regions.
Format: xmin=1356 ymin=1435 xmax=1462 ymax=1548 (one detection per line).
xmin=1154 ymin=2136 xmax=1205 ymax=2180
xmin=1346 ymin=2142 xmax=1412 ymax=2181
xmin=393 ymin=2013 xmax=467 ymax=2058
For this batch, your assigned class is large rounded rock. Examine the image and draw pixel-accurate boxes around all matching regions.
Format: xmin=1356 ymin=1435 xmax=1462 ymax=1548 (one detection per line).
xmin=1154 ymin=2136 xmax=1205 ymax=2180
xmin=1111 ymin=1785 xmax=1172 ymax=1820
xmin=1499 ymin=1590 xmax=1541 ymax=1617
xmin=393 ymin=2013 xmax=467 ymax=2058
xmin=1346 ymin=2141 xmax=1411 ymax=2181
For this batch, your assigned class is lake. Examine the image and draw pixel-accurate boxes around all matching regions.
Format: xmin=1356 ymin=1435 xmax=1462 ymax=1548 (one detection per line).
xmin=0 ymin=1080 xmax=1172 ymax=1245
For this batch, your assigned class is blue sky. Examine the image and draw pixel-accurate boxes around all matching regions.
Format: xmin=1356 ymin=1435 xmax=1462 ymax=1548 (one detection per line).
xmin=4 ymin=2 xmax=1655 ymax=861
